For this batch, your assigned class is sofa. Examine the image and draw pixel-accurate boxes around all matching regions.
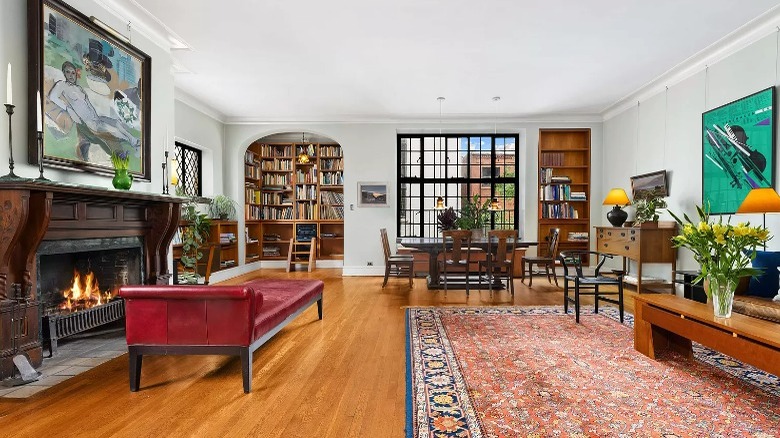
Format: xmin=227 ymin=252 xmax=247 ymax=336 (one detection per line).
xmin=119 ymin=278 xmax=324 ymax=393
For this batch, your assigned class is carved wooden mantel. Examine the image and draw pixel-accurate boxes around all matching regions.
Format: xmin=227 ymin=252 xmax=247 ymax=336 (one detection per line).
xmin=0 ymin=179 xmax=183 ymax=377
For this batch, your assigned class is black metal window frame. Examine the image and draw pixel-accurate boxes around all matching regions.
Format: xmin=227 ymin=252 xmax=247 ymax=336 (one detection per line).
xmin=174 ymin=141 xmax=203 ymax=197
xmin=397 ymin=134 xmax=520 ymax=237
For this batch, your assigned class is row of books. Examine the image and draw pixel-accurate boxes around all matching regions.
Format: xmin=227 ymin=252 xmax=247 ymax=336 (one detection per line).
xmin=320 ymin=158 xmax=342 ymax=171
xmin=257 ymin=144 xmax=292 ymax=156
xmin=262 ymin=233 xmax=282 ymax=241
xmin=295 ymin=168 xmax=318 ymax=184
xmin=219 ymin=232 xmax=236 ymax=244
xmin=262 ymin=173 xmax=291 ymax=185
xmin=245 ymin=205 xmax=295 ymax=220
xmin=540 ymin=184 xmax=587 ymax=201
xmin=262 ymin=246 xmax=281 ymax=257
xmin=320 ymin=205 xmax=345 ymax=220
xmin=296 ymin=185 xmax=317 ymax=200
xmin=245 ymin=164 xmax=262 ymax=180
xmin=258 ymin=159 xmax=292 ymax=171
xmin=296 ymin=144 xmax=317 ymax=157
xmin=541 ymin=203 xmax=579 ymax=219
xmin=567 ymin=232 xmax=589 ymax=242
xmin=540 ymin=152 xmax=566 ymax=166
xmin=539 ymin=168 xmax=574 ymax=184
xmin=297 ymin=203 xmax=316 ymax=220
xmin=320 ymin=190 xmax=344 ymax=205
xmin=319 ymin=145 xmax=342 ymax=157
xmin=320 ymin=171 xmax=343 ymax=185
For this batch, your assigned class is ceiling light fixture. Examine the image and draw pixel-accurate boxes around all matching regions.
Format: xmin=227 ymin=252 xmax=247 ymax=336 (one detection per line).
xmin=492 ymin=96 xmax=500 ymax=135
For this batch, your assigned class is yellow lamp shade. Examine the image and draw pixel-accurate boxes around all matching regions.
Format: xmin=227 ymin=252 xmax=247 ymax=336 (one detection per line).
xmin=602 ymin=188 xmax=631 ymax=206
xmin=737 ymin=187 xmax=780 ymax=213
xmin=170 ymin=158 xmax=179 ymax=186
xmin=434 ymin=196 xmax=445 ymax=209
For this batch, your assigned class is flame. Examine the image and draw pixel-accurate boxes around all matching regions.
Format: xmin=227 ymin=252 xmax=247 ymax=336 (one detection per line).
xmin=58 ymin=269 xmax=117 ymax=312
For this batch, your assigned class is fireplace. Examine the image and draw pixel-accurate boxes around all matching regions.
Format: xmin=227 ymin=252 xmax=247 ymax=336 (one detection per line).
xmin=0 ymin=181 xmax=183 ymax=379
xmin=36 ymin=237 xmax=143 ymax=355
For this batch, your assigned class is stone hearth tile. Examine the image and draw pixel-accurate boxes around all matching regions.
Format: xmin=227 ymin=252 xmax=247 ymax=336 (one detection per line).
xmin=28 ymin=375 xmax=72 ymax=387
xmin=40 ymin=365 xmax=70 ymax=375
xmin=3 ymin=385 xmax=49 ymax=398
xmin=0 ymin=387 xmax=19 ymax=396
xmin=55 ymin=365 xmax=93 ymax=376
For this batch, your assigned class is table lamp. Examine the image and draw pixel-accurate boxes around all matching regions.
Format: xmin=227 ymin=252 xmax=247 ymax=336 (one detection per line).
xmin=603 ymin=188 xmax=631 ymax=227
xmin=737 ymin=187 xmax=780 ymax=248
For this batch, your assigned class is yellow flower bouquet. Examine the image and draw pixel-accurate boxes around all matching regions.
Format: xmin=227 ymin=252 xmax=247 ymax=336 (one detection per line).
xmin=669 ymin=205 xmax=770 ymax=317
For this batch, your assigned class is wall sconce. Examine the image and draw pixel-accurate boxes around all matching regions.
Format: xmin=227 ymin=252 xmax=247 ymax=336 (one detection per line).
xmin=170 ymin=158 xmax=179 ymax=187
xmin=603 ymin=188 xmax=631 ymax=227
xmin=434 ymin=196 xmax=445 ymax=210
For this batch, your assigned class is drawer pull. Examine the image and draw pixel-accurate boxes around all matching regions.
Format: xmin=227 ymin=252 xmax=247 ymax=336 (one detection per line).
xmin=625 ymin=246 xmax=630 ymax=251
xmin=604 ymin=243 xmax=608 ymax=247
xmin=631 ymin=237 xmax=635 ymax=241
xmin=620 ymin=232 xmax=626 ymax=237
xmin=607 ymin=231 xmax=612 ymax=236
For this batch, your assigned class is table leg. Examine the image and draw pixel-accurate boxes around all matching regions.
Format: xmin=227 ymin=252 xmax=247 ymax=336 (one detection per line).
xmin=427 ymin=250 xmax=440 ymax=288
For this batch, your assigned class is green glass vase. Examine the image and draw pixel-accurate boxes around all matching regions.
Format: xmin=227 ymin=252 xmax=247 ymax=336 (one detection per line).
xmin=112 ymin=168 xmax=133 ymax=190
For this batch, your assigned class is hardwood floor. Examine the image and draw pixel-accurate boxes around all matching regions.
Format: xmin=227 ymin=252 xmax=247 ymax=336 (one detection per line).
xmin=0 ymin=271 xmax=637 ymax=437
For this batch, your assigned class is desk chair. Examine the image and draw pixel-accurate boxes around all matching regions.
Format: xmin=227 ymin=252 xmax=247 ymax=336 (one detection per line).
xmin=380 ymin=228 xmax=414 ymax=288
xmin=522 ymin=227 xmax=560 ymax=287
xmin=479 ymin=229 xmax=518 ymax=295
xmin=558 ymin=250 xmax=625 ymax=323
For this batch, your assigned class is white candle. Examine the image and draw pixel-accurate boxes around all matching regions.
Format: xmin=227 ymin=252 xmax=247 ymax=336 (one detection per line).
xmin=36 ymin=90 xmax=42 ymax=132
xmin=6 ymin=63 xmax=11 ymax=105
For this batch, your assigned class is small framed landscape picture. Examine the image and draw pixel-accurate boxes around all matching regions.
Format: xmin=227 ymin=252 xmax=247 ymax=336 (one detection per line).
xmin=357 ymin=182 xmax=390 ymax=207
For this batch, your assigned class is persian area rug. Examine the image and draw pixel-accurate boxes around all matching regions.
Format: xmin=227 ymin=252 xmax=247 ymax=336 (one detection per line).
xmin=406 ymin=307 xmax=780 ymax=437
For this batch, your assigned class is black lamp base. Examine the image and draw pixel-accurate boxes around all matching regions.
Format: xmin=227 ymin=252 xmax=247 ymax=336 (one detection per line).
xmin=607 ymin=206 xmax=628 ymax=227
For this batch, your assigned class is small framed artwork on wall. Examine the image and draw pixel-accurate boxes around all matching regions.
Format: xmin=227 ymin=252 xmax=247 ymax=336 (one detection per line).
xmin=357 ymin=182 xmax=390 ymax=207
xmin=702 ymin=87 xmax=775 ymax=214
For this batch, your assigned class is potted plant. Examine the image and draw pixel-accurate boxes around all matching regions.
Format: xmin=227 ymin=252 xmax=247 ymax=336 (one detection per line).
xmin=437 ymin=207 xmax=458 ymax=231
xmin=179 ymin=200 xmax=212 ymax=284
xmin=455 ymin=194 xmax=490 ymax=239
xmin=210 ymin=194 xmax=237 ymax=220
xmin=633 ymin=194 xmax=667 ymax=227
xmin=110 ymin=150 xmax=133 ymax=190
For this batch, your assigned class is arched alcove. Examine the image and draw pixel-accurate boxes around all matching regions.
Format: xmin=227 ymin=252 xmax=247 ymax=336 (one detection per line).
xmin=243 ymin=132 xmax=344 ymax=268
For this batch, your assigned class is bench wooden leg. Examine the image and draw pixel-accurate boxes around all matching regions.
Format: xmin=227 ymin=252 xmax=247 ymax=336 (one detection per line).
xmin=241 ymin=348 xmax=252 ymax=393
xmin=317 ymin=297 xmax=323 ymax=320
xmin=129 ymin=346 xmax=142 ymax=392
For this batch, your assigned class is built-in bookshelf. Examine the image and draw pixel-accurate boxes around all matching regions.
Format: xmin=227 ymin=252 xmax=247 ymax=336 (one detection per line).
xmin=244 ymin=141 xmax=344 ymax=262
xmin=537 ymin=129 xmax=590 ymax=261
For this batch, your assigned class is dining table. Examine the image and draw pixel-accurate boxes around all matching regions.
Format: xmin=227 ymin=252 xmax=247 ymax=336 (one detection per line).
xmin=398 ymin=237 xmax=538 ymax=289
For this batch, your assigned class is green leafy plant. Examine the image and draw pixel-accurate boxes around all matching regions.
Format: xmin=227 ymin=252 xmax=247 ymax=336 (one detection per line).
xmin=210 ymin=194 xmax=237 ymax=220
xmin=633 ymin=194 xmax=667 ymax=225
xmin=454 ymin=194 xmax=490 ymax=230
xmin=437 ymin=207 xmax=458 ymax=231
xmin=179 ymin=200 xmax=212 ymax=284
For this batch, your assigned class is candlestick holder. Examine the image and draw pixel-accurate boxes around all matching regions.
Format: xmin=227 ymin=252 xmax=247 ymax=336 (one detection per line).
xmin=161 ymin=150 xmax=169 ymax=195
xmin=0 ymin=103 xmax=23 ymax=180
xmin=35 ymin=131 xmax=48 ymax=181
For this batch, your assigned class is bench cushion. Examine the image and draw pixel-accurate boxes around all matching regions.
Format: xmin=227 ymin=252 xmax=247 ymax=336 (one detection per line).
xmin=733 ymin=296 xmax=780 ymax=323
xmin=243 ymin=279 xmax=324 ymax=340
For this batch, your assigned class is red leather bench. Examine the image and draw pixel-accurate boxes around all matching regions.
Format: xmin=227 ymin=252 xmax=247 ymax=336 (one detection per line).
xmin=119 ymin=279 xmax=324 ymax=393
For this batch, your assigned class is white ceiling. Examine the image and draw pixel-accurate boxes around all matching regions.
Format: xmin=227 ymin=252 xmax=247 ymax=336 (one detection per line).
xmin=119 ymin=0 xmax=780 ymax=121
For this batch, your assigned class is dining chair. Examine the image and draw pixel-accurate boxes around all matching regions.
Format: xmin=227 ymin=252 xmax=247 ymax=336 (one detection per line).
xmin=439 ymin=230 xmax=474 ymax=295
xmin=380 ymin=228 xmax=414 ymax=288
xmin=479 ymin=229 xmax=518 ymax=295
xmin=558 ymin=250 xmax=625 ymax=323
xmin=522 ymin=227 xmax=560 ymax=287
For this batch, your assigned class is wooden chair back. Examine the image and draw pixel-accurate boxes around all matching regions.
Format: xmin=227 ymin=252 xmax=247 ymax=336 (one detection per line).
xmin=380 ymin=228 xmax=391 ymax=263
xmin=441 ymin=230 xmax=473 ymax=264
xmin=487 ymin=229 xmax=518 ymax=264
xmin=546 ymin=227 xmax=561 ymax=259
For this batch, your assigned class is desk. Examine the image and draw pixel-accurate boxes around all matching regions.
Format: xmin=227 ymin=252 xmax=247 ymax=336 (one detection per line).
xmin=595 ymin=226 xmax=677 ymax=293
xmin=398 ymin=237 xmax=537 ymax=289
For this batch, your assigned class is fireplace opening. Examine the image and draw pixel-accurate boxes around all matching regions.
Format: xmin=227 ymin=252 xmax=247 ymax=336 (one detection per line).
xmin=36 ymin=237 xmax=144 ymax=355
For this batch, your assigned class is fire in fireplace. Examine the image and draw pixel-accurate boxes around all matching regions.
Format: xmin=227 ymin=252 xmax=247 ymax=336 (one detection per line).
xmin=59 ymin=269 xmax=119 ymax=312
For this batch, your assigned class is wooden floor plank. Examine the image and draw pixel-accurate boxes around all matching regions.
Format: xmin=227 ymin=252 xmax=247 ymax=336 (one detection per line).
xmin=0 ymin=270 xmax=638 ymax=437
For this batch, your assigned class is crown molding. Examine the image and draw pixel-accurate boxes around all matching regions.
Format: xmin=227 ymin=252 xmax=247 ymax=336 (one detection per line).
xmin=174 ymin=89 xmax=226 ymax=123
xmin=224 ymin=113 xmax=603 ymax=125
xmin=92 ymin=0 xmax=192 ymax=51
xmin=602 ymin=5 xmax=780 ymax=121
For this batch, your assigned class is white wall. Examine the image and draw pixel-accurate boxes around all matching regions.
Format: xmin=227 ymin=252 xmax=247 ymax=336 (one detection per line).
xmin=602 ymin=33 xmax=780 ymax=275
xmin=0 ymin=0 xmax=174 ymax=191
xmin=226 ymin=120 xmax=603 ymax=275
xmin=174 ymin=98 xmax=224 ymax=196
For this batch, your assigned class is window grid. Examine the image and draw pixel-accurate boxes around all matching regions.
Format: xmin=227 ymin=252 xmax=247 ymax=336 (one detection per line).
xmin=174 ymin=142 xmax=202 ymax=197
xmin=397 ymin=134 xmax=519 ymax=238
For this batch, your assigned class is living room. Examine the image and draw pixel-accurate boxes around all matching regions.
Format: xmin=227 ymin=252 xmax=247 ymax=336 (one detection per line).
xmin=1 ymin=0 xmax=780 ymax=436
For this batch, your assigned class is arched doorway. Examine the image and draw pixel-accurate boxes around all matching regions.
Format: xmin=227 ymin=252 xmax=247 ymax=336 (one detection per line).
xmin=243 ymin=132 xmax=344 ymax=267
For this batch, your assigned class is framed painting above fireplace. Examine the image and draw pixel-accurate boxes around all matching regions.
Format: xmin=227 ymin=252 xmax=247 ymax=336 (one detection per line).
xmin=27 ymin=0 xmax=152 ymax=181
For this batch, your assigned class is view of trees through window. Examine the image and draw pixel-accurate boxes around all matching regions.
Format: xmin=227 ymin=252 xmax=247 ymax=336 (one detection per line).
xmin=397 ymin=134 xmax=519 ymax=237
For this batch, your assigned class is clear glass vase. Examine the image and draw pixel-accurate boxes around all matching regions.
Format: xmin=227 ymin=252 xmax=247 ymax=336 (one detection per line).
xmin=708 ymin=274 xmax=736 ymax=318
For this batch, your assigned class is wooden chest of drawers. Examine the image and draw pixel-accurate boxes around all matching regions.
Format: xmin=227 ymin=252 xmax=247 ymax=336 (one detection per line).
xmin=595 ymin=226 xmax=678 ymax=293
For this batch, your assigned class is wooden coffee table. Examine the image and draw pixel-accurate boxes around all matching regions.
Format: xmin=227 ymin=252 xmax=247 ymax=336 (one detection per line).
xmin=634 ymin=294 xmax=780 ymax=377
